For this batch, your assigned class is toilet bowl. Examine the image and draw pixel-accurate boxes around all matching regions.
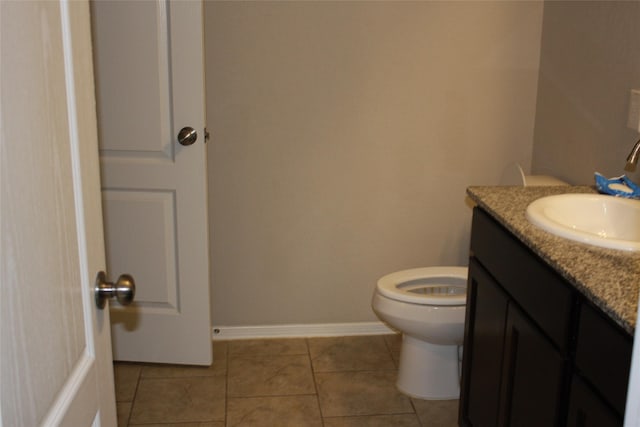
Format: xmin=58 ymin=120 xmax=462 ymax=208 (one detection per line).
xmin=371 ymin=266 xmax=468 ymax=400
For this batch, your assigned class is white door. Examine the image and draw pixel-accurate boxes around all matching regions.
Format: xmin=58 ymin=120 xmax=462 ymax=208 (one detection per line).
xmin=1 ymin=1 xmax=117 ymax=426
xmin=91 ymin=0 xmax=212 ymax=365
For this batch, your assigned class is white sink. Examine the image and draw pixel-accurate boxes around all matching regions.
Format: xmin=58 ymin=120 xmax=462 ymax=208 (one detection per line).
xmin=526 ymin=194 xmax=640 ymax=251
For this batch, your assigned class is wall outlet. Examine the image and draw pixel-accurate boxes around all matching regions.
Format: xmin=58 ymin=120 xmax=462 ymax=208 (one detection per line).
xmin=628 ymin=89 xmax=640 ymax=132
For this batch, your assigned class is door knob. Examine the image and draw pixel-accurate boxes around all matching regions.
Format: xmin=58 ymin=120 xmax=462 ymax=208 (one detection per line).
xmin=95 ymin=271 xmax=136 ymax=309
xmin=177 ymin=126 xmax=198 ymax=146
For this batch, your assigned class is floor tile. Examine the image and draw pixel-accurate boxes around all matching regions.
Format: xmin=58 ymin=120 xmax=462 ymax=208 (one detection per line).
xmin=113 ymin=363 xmax=142 ymax=402
xmin=140 ymin=361 xmax=226 ymax=379
xmin=383 ymin=334 xmax=402 ymax=367
xmin=228 ymin=354 xmax=315 ymax=397
xmin=308 ymin=336 xmax=395 ymax=372
xmin=116 ymin=401 xmax=131 ymax=427
xmin=129 ymin=376 xmax=225 ymax=424
xmin=113 ymin=335 xmax=451 ymax=426
xmin=141 ymin=342 xmax=228 ymax=378
xmin=412 ymin=398 xmax=459 ymax=427
xmin=383 ymin=334 xmax=401 ymax=352
xmin=323 ymin=414 xmax=421 ymax=426
xmin=130 ymin=423 xmax=224 ymax=427
xmin=226 ymin=395 xmax=322 ymax=427
xmin=315 ymin=371 xmax=413 ymax=417
xmin=228 ymin=338 xmax=308 ymax=357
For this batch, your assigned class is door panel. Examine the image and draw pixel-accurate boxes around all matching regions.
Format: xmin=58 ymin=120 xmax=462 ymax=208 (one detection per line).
xmin=92 ymin=0 xmax=172 ymax=156
xmin=91 ymin=0 xmax=212 ymax=365
xmin=102 ymin=190 xmax=179 ymax=310
xmin=1 ymin=1 xmax=115 ymax=425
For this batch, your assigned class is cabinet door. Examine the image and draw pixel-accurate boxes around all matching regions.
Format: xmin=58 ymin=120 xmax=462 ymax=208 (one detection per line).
xmin=575 ymin=303 xmax=632 ymax=416
xmin=500 ymin=303 xmax=566 ymax=427
xmin=567 ymin=376 xmax=621 ymax=427
xmin=461 ymin=259 xmax=508 ymax=427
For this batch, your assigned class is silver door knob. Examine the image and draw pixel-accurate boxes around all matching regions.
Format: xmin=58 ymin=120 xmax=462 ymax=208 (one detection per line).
xmin=95 ymin=271 xmax=136 ymax=309
xmin=177 ymin=126 xmax=198 ymax=146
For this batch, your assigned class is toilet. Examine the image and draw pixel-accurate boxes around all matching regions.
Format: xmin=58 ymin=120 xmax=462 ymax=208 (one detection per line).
xmin=372 ymin=163 xmax=567 ymax=400
xmin=372 ymin=267 xmax=468 ymax=400
xmin=371 ymin=163 xmax=568 ymax=400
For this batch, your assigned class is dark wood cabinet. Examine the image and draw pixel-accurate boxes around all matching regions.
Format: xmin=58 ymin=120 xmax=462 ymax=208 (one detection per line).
xmin=567 ymin=376 xmax=621 ymax=427
xmin=462 ymin=259 xmax=507 ymax=427
xmin=567 ymin=302 xmax=632 ymax=427
xmin=461 ymin=258 xmax=567 ymax=427
xmin=574 ymin=303 xmax=633 ymax=417
xmin=460 ymin=207 xmax=632 ymax=427
xmin=500 ymin=302 xmax=565 ymax=426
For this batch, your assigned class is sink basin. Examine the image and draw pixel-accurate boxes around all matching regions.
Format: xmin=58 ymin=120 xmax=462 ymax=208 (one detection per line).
xmin=526 ymin=194 xmax=640 ymax=251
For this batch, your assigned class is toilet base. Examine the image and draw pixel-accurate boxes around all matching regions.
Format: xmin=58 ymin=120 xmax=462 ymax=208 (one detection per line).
xmin=396 ymin=335 xmax=460 ymax=400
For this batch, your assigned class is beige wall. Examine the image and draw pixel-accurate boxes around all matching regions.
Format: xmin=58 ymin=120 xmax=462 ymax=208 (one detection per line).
xmin=532 ymin=1 xmax=640 ymax=184
xmin=205 ymin=1 xmax=543 ymax=326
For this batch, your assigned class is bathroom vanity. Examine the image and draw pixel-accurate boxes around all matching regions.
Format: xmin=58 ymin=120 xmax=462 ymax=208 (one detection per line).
xmin=459 ymin=186 xmax=639 ymax=427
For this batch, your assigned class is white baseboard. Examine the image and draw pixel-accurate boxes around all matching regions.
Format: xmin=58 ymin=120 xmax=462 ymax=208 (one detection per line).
xmin=211 ymin=321 xmax=396 ymax=341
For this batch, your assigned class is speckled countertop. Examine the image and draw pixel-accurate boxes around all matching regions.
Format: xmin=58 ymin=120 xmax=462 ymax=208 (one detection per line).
xmin=467 ymin=185 xmax=640 ymax=335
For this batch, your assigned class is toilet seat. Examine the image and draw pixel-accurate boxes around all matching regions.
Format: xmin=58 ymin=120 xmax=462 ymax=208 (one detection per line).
xmin=376 ymin=266 xmax=468 ymax=306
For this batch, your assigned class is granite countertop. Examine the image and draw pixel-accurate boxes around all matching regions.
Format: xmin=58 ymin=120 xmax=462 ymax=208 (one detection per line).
xmin=467 ymin=185 xmax=640 ymax=335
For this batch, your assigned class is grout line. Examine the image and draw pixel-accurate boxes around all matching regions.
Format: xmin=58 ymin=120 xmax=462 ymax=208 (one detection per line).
xmin=306 ymin=337 xmax=326 ymax=425
xmin=126 ymin=366 xmax=142 ymax=427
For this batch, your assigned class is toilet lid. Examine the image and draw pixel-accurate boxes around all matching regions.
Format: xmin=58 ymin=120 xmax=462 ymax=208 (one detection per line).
xmin=376 ymin=266 xmax=468 ymax=306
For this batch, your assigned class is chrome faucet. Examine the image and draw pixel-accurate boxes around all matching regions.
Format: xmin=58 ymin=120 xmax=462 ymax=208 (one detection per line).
xmin=625 ymin=137 xmax=640 ymax=171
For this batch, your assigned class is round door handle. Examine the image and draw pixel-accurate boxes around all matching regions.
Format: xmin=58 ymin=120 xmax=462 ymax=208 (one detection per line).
xmin=177 ymin=126 xmax=198 ymax=146
xmin=95 ymin=271 xmax=136 ymax=309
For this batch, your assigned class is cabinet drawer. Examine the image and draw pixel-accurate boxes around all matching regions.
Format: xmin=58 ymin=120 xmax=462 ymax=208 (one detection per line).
xmin=575 ymin=303 xmax=632 ymax=416
xmin=470 ymin=208 xmax=573 ymax=352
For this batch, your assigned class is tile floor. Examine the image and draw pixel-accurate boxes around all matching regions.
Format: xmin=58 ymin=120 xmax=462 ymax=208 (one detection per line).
xmin=114 ymin=334 xmax=459 ymax=426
